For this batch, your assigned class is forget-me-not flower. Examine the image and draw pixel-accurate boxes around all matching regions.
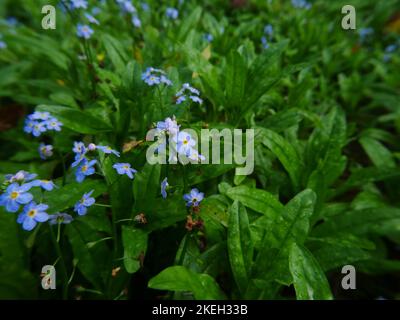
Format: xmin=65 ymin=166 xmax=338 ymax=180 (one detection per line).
xmin=75 ymin=159 xmax=97 ymax=183
xmin=166 ymin=7 xmax=179 ymax=19
xmin=0 ymin=183 xmax=34 ymax=213
xmin=183 ymin=188 xmax=204 ymax=207
xmin=39 ymin=143 xmax=53 ymax=160
xmin=113 ymin=163 xmax=137 ymax=179
xmin=49 ymin=213 xmax=74 ymax=225
xmin=77 ymin=24 xmax=94 ymax=39
xmin=28 ymin=179 xmax=56 ymax=191
xmin=17 ymin=202 xmax=49 ymax=231
xmin=74 ymin=190 xmax=95 ymax=215
xmin=161 ymin=177 xmax=169 ymax=199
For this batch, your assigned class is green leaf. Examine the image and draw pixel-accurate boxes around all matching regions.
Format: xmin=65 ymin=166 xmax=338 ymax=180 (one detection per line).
xmin=254 ymin=189 xmax=316 ymax=285
xmin=101 ymin=34 xmax=129 ymax=74
xmin=66 ymin=222 xmax=111 ymax=290
xmin=225 ymin=51 xmax=247 ymax=111
xmin=133 ymin=162 xmax=161 ymax=213
xmin=226 ymin=186 xmax=283 ymax=219
xmin=37 ymin=105 xmax=112 ymax=134
xmin=289 ymin=243 xmax=333 ymax=300
xmin=121 ymin=226 xmax=148 ymax=274
xmin=45 ymin=180 xmax=107 ymax=214
xmin=148 ymin=266 xmax=226 ymax=300
xmin=258 ymin=128 xmax=303 ymax=191
xmin=359 ymin=136 xmax=395 ymax=168
xmin=227 ymin=201 xmax=253 ymax=295
xmin=177 ymin=7 xmax=202 ymax=42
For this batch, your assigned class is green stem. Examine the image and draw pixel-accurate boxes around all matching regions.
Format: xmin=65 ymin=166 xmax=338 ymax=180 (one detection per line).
xmin=94 ymin=203 xmax=112 ymax=208
xmin=49 ymin=225 xmax=69 ymax=299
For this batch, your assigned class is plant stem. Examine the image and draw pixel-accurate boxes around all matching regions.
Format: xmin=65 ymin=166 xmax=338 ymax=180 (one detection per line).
xmin=49 ymin=225 xmax=69 ymax=299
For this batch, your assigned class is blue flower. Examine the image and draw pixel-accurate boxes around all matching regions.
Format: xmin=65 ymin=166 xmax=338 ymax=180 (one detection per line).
xmin=187 ymin=148 xmax=206 ymax=162
xmin=166 ymin=7 xmax=179 ymax=19
xmin=17 ymin=202 xmax=49 ymax=231
xmin=113 ymin=163 xmax=137 ymax=179
xmin=77 ymin=24 xmax=94 ymax=39
xmin=0 ymin=183 xmax=34 ymax=213
xmin=132 ymin=16 xmax=142 ymax=28
xmin=119 ymin=1 xmax=137 ymax=14
xmin=189 ymin=95 xmax=203 ymax=104
xmin=291 ymin=0 xmax=311 ymax=9
xmin=32 ymin=122 xmax=47 ymax=137
xmin=142 ymin=67 xmax=172 ymax=86
xmin=264 ymin=24 xmax=273 ymax=37
xmin=73 ymin=141 xmax=87 ymax=155
xmin=45 ymin=118 xmax=63 ymax=131
xmin=175 ymin=83 xmax=202 ymax=105
xmin=156 ymin=117 xmax=180 ymax=136
xmin=183 ymin=188 xmax=204 ymax=207
xmin=0 ymin=41 xmax=6 ymax=49
xmin=29 ymin=111 xmax=51 ymax=121
xmin=161 ymin=177 xmax=169 ymax=199
xmin=359 ymin=27 xmax=373 ymax=42
xmin=70 ymin=0 xmax=88 ymax=10
xmin=39 ymin=143 xmax=53 ymax=160
xmin=177 ymin=131 xmax=196 ymax=155
xmin=204 ymin=33 xmax=213 ymax=42
xmin=96 ymin=145 xmax=121 ymax=157
xmin=141 ymin=2 xmax=150 ymax=11
xmin=49 ymin=213 xmax=73 ymax=225
xmin=5 ymin=170 xmax=37 ymax=184
xmin=71 ymin=141 xmax=87 ymax=167
xmin=261 ymin=36 xmax=269 ymax=49
xmin=6 ymin=17 xmax=18 ymax=26
xmin=84 ymin=13 xmax=100 ymax=25
xmin=385 ymin=44 xmax=397 ymax=53
xmin=75 ymin=159 xmax=97 ymax=183
xmin=91 ymin=7 xmax=101 ymax=15
xmin=28 ymin=179 xmax=56 ymax=191
xmin=74 ymin=190 xmax=95 ymax=215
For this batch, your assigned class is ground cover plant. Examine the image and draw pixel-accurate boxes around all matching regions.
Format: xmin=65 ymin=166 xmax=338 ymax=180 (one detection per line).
xmin=0 ymin=0 xmax=399 ymax=300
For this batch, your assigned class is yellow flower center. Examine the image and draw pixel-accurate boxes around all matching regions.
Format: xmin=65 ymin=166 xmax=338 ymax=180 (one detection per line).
xmin=81 ymin=165 xmax=88 ymax=172
xmin=28 ymin=210 xmax=36 ymax=217
xmin=123 ymin=165 xmax=129 ymax=170
xmin=183 ymin=140 xmax=188 ymax=145
xmin=10 ymin=191 xmax=19 ymax=199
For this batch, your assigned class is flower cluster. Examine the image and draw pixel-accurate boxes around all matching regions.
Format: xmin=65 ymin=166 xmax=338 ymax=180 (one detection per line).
xmin=175 ymin=83 xmax=203 ymax=105
xmin=141 ymin=67 xmax=172 ymax=86
xmin=0 ymin=34 xmax=6 ymax=50
xmin=166 ymin=7 xmax=179 ymax=20
xmin=24 ymin=111 xmax=62 ymax=137
xmin=71 ymin=142 xmax=120 ymax=183
xmin=154 ymin=116 xmax=205 ymax=163
xmin=0 ymin=170 xmax=58 ymax=231
xmin=116 ymin=0 xmax=142 ymax=28
xmin=77 ymin=24 xmax=94 ymax=39
xmin=261 ymin=24 xmax=273 ymax=49
xmin=291 ymin=0 xmax=312 ymax=10
xmin=383 ymin=44 xmax=398 ymax=62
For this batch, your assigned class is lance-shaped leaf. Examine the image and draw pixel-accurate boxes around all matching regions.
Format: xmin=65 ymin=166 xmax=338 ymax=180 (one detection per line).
xmin=148 ymin=266 xmax=226 ymax=300
xmin=122 ymin=226 xmax=148 ymax=274
xmin=289 ymin=243 xmax=333 ymax=300
xmin=253 ymin=189 xmax=316 ymax=285
xmin=228 ymin=201 xmax=253 ymax=295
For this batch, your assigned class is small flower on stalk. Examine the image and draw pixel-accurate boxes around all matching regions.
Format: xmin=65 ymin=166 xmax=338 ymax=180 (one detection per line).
xmin=74 ymin=190 xmax=95 ymax=216
xmin=175 ymin=83 xmax=203 ymax=105
xmin=0 ymin=183 xmax=34 ymax=213
xmin=75 ymin=159 xmax=97 ymax=183
xmin=161 ymin=177 xmax=169 ymax=199
xmin=77 ymin=24 xmax=94 ymax=39
xmin=39 ymin=143 xmax=53 ymax=160
xmin=5 ymin=170 xmax=37 ymax=184
xmin=166 ymin=7 xmax=179 ymax=19
xmin=17 ymin=202 xmax=49 ymax=231
xmin=49 ymin=213 xmax=74 ymax=225
xmin=28 ymin=179 xmax=56 ymax=191
xmin=183 ymin=188 xmax=204 ymax=207
xmin=96 ymin=145 xmax=121 ymax=157
xmin=113 ymin=163 xmax=137 ymax=179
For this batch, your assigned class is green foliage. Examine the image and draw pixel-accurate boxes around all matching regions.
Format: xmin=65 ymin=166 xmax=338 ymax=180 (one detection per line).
xmin=0 ymin=0 xmax=399 ymax=301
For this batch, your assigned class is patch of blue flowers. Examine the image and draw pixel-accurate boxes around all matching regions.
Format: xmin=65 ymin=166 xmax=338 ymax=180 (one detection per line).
xmin=24 ymin=111 xmax=62 ymax=137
